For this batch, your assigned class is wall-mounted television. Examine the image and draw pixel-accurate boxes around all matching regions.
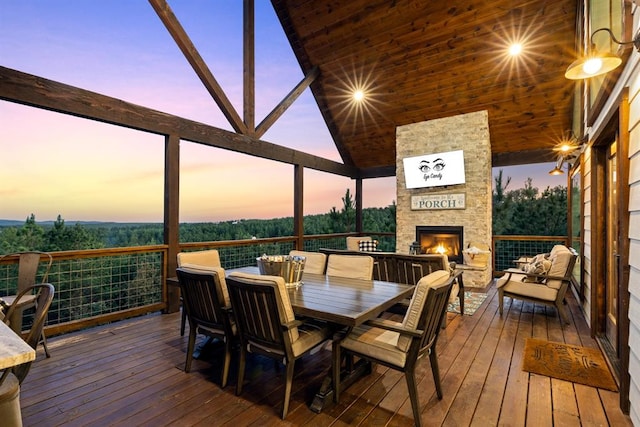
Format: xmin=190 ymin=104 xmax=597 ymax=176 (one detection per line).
xmin=403 ymin=149 xmax=465 ymax=189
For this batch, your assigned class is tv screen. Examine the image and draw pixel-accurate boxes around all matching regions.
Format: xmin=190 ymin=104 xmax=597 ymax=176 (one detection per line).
xmin=403 ymin=149 xmax=465 ymax=189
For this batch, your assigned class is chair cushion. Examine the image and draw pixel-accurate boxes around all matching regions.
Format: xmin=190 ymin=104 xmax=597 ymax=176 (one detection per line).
xmin=326 ymin=255 xmax=374 ymax=280
xmin=340 ymin=323 xmax=407 ymax=368
xmin=546 ymin=246 xmax=572 ymax=290
xmin=179 ymin=265 xmax=230 ymax=307
xmin=358 ymin=240 xmax=378 ymax=252
xmin=289 ymin=250 xmax=327 ymax=275
xmin=291 ymin=321 xmax=332 ymax=357
xmin=228 ymin=271 xmax=299 ymax=343
xmin=496 ymin=269 xmax=526 ymax=288
xmin=502 ymin=280 xmax=558 ymax=301
xmin=177 ymin=250 xmax=221 ymax=269
xmin=397 ymin=269 xmax=451 ymax=352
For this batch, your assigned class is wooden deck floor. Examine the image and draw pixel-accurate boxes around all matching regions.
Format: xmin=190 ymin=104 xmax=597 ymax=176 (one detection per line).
xmin=19 ymin=282 xmax=632 ymax=426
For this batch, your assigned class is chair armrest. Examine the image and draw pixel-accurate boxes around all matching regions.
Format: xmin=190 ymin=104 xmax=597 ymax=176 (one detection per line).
xmin=450 ymin=270 xmax=463 ymax=280
xmin=545 ymin=274 xmax=572 ymax=282
xmin=281 ymin=319 xmax=304 ymax=331
xmin=517 ymin=273 xmax=572 ymax=283
xmin=496 ymin=270 xmax=517 ymax=281
xmin=364 ymin=318 xmax=423 ymax=338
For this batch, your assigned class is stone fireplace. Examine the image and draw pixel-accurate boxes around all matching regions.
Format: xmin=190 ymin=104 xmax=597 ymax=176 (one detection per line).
xmin=416 ymin=225 xmax=464 ymax=264
xmin=396 ymin=110 xmax=492 ymax=287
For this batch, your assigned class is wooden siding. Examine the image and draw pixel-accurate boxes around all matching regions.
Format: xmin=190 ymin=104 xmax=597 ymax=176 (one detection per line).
xmin=578 ymin=2 xmax=640 ymax=422
xmin=626 ymin=57 xmax=640 ymax=426
xmin=19 ymin=283 xmax=632 ymax=426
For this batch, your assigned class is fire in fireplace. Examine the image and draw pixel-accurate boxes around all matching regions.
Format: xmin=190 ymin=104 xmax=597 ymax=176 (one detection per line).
xmin=415 ymin=226 xmax=464 ymax=263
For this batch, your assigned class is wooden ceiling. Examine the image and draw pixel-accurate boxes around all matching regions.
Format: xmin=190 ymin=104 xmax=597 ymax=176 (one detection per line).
xmin=272 ymin=0 xmax=578 ymax=172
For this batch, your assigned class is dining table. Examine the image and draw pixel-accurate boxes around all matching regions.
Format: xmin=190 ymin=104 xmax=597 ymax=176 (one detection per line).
xmin=228 ymin=266 xmax=415 ymax=412
xmin=231 ymin=266 xmax=415 ymax=324
xmin=0 ymin=320 xmax=35 ymax=371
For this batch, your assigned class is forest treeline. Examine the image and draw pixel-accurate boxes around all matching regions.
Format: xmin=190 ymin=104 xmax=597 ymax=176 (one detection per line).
xmin=0 ymin=176 xmax=567 ymax=254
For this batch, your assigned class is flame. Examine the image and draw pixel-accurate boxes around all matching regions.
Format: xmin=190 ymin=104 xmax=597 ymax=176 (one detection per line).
xmin=434 ymin=244 xmax=447 ymax=254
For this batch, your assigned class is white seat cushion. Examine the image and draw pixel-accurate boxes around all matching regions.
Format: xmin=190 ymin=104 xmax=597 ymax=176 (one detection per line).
xmin=178 ymin=265 xmax=230 ymax=307
xmin=340 ymin=323 xmax=407 ymax=367
xmin=177 ymin=250 xmax=221 ymax=269
xmin=545 ymin=246 xmax=572 ymax=289
xmin=397 ymin=269 xmax=451 ymax=352
xmin=289 ymin=250 xmax=327 ymax=275
xmin=496 ymin=269 xmax=526 ymax=288
xmin=502 ymin=280 xmax=558 ymax=301
xmin=326 ymin=254 xmax=374 ymax=280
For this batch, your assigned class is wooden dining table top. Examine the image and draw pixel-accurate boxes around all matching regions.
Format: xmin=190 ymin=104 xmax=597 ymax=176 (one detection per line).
xmin=228 ymin=267 xmax=415 ymax=327
xmin=0 ymin=320 xmax=35 ymax=370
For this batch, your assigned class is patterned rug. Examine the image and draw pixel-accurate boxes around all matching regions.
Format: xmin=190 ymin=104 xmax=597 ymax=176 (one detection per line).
xmin=448 ymin=291 xmax=488 ymax=315
xmin=522 ymin=338 xmax=618 ymax=391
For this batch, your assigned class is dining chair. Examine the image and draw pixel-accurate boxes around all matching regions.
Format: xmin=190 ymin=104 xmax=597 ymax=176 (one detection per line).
xmin=288 ymin=250 xmax=327 ymax=275
xmin=332 ymin=270 xmax=455 ymax=427
xmin=0 ymin=283 xmax=54 ymax=427
xmin=0 ymin=251 xmax=53 ymax=358
xmin=326 ymin=254 xmax=374 ymax=280
xmin=2 ymin=283 xmax=55 ymax=384
xmin=226 ymin=271 xmax=334 ymax=419
xmin=346 ymin=236 xmax=372 ymax=251
xmin=176 ymin=249 xmax=222 ymax=336
xmin=176 ymin=267 xmax=236 ymax=387
xmin=497 ymin=245 xmax=577 ymax=324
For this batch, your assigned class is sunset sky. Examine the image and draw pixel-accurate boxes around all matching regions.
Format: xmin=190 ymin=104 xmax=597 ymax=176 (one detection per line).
xmin=0 ymin=1 xmax=564 ymax=224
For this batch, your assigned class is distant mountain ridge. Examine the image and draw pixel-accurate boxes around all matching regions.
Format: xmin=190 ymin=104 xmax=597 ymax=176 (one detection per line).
xmin=0 ymin=219 xmax=160 ymax=227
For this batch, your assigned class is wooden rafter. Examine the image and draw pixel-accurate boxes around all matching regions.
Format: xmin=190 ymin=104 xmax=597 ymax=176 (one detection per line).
xmin=255 ymin=66 xmax=320 ymax=139
xmin=148 ymin=0 xmax=248 ymax=135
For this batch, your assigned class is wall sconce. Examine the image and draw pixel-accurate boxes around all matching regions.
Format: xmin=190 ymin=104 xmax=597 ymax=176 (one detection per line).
xmin=549 ymin=135 xmax=585 ymax=175
xmin=565 ymin=28 xmax=640 ymax=80
xmin=549 ymin=156 xmax=565 ymax=175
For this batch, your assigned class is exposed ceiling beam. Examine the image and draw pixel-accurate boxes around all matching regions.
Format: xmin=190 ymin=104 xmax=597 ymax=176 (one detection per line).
xmin=0 ymin=66 xmax=363 ymax=178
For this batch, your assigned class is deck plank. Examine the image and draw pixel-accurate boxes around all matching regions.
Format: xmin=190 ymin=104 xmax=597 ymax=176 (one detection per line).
xmin=18 ymin=282 xmax=633 ymax=426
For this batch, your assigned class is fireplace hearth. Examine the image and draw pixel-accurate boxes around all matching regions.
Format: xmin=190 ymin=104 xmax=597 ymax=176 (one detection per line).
xmin=416 ymin=226 xmax=463 ymax=264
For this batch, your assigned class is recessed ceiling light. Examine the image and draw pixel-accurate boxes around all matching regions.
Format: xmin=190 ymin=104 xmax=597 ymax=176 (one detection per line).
xmin=353 ymin=90 xmax=365 ymax=101
xmin=508 ymin=43 xmax=523 ymax=56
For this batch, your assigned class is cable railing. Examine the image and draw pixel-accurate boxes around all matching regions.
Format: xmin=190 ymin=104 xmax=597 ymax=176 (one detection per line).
xmin=0 ymin=233 xmax=395 ymax=336
xmin=492 ymin=235 xmax=570 ymax=274
xmin=1 ymin=233 xmax=569 ymax=337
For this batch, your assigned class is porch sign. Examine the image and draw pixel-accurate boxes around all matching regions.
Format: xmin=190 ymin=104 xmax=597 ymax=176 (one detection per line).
xmin=411 ymin=193 xmax=466 ymax=210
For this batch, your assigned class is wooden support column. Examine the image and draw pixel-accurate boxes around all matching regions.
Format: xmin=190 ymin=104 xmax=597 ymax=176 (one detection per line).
xmin=617 ymin=87 xmax=631 ymax=413
xmin=355 ymin=178 xmax=363 ymax=233
xmin=164 ymin=134 xmax=180 ymax=313
xmin=243 ymin=0 xmax=255 ymax=135
xmin=294 ymin=164 xmax=304 ymax=250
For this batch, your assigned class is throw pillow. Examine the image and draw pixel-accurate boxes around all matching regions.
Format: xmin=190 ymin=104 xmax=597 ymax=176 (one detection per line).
xmin=358 ymin=240 xmax=378 ymax=252
xmin=522 ymin=256 xmax=552 ymax=283
xmin=519 ymin=253 xmax=548 ymax=271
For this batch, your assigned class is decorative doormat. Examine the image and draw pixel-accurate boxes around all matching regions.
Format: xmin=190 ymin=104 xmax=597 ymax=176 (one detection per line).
xmin=448 ymin=291 xmax=488 ymax=315
xmin=522 ymin=338 xmax=618 ymax=391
